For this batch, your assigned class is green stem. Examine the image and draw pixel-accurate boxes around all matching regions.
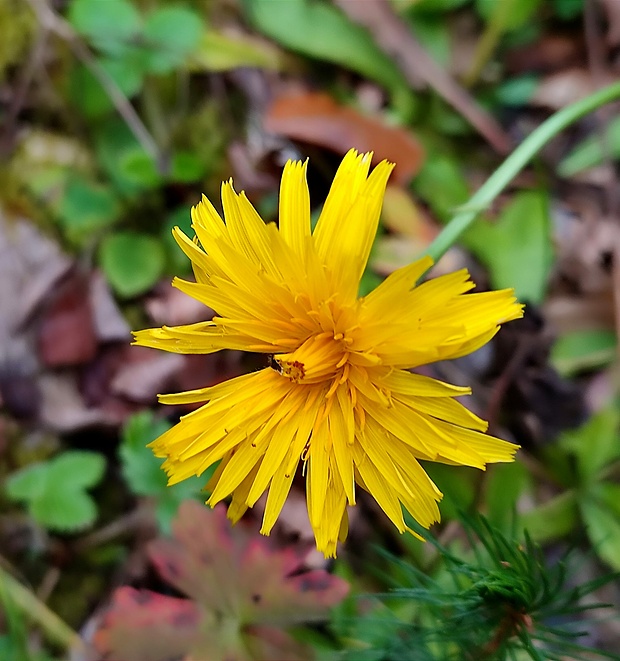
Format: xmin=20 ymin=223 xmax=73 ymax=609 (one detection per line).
xmin=463 ymin=0 xmax=516 ymax=87
xmin=0 ymin=564 xmax=83 ymax=651
xmin=425 ymin=81 xmax=620 ymax=263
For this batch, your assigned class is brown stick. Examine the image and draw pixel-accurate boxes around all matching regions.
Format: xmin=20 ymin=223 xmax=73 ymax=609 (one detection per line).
xmin=26 ymin=0 xmax=161 ymax=163
xmin=334 ymin=0 xmax=512 ymax=154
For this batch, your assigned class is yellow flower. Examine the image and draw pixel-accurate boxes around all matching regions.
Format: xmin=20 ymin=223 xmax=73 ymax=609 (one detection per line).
xmin=134 ymin=150 xmax=523 ymax=557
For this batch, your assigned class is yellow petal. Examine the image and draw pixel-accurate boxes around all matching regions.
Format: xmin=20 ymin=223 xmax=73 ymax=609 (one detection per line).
xmin=279 ymin=159 xmax=311 ymax=256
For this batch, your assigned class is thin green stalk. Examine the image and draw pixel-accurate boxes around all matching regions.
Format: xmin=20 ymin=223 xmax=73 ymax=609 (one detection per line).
xmin=463 ymin=0 xmax=517 ymax=87
xmin=425 ymin=81 xmax=620 ymax=263
xmin=0 ymin=564 xmax=83 ymax=652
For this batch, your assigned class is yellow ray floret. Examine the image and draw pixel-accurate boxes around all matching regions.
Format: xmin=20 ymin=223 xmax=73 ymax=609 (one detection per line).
xmin=133 ymin=149 xmax=524 ymax=558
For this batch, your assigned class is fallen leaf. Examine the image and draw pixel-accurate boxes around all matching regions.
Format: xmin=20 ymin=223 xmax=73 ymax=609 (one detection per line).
xmin=264 ymin=92 xmax=424 ymax=184
xmin=93 ymin=501 xmax=349 ymax=661
xmin=172 ymin=353 xmax=245 ymax=403
xmin=89 ymin=270 xmax=131 ymax=342
xmin=37 ymin=270 xmax=97 ymax=368
xmin=145 ymin=282 xmax=213 ymax=327
xmin=333 ymin=0 xmax=512 ymax=153
xmin=505 ymin=32 xmax=585 ymax=74
xmin=381 ymin=185 xmax=438 ymax=240
xmin=598 ymin=0 xmax=620 ymax=46
xmin=38 ymin=373 xmax=113 ymax=432
xmin=0 ymin=212 xmax=71 ymax=337
xmin=555 ymin=215 xmax=620 ymax=294
xmin=110 ymin=346 xmax=184 ymax=403
xmin=531 ymin=68 xmax=615 ymax=110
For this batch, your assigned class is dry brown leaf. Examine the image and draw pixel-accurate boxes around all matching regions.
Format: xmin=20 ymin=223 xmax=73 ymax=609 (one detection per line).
xmin=90 ymin=270 xmax=131 ymax=343
xmin=381 ymin=185 xmax=438 ymax=240
xmin=555 ymin=215 xmax=620 ymax=294
xmin=111 ymin=346 xmax=184 ymax=403
xmin=264 ymin=92 xmax=424 ymax=184
xmin=505 ymin=33 xmax=585 ymax=74
xmin=38 ymin=373 xmax=113 ymax=432
xmin=532 ymin=68 xmax=616 ymax=110
xmin=598 ymin=0 xmax=620 ymax=46
xmin=334 ymin=0 xmax=511 ymax=153
xmin=37 ymin=271 xmax=98 ymax=368
xmin=145 ymin=283 xmax=212 ymax=327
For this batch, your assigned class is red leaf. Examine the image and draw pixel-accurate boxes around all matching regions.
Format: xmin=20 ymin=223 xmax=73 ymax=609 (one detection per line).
xmin=149 ymin=501 xmax=349 ymax=625
xmin=94 ymin=501 xmax=349 ymax=661
xmin=93 ymin=587 xmax=201 ymax=661
xmin=264 ymin=91 xmax=424 ymax=185
xmin=37 ymin=270 xmax=97 ymax=367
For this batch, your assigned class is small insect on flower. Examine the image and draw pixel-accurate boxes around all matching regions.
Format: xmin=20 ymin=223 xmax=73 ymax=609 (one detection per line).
xmin=133 ymin=150 xmax=523 ymax=557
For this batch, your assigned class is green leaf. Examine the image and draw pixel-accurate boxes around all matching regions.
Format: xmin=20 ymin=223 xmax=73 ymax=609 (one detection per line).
xmin=552 ymin=0 xmax=583 ymax=20
xmin=558 ymin=115 xmax=620 ymax=176
xmin=57 ymin=176 xmax=121 ymax=241
xmin=190 ymin=29 xmax=284 ymax=72
xmin=95 ymin=118 xmax=148 ymax=195
xmin=99 ymin=231 xmax=165 ymax=298
xmin=423 ymin=464 xmax=476 ymax=520
xmin=406 ymin=14 xmax=451 ymax=67
xmin=120 ymin=411 xmax=171 ymax=496
xmin=162 ymin=206 xmax=193 ymax=273
xmin=485 ymin=462 xmax=530 ymax=530
xmin=68 ymin=0 xmax=142 ymax=57
xmin=475 ymin=0 xmax=542 ymax=29
xmin=518 ymin=490 xmax=578 ymax=543
xmin=70 ymin=57 xmax=144 ymax=118
xmin=463 ymin=190 xmax=553 ymax=303
xmin=5 ymin=451 xmax=106 ymax=532
xmin=170 ymin=151 xmax=206 ymax=183
xmin=551 ymin=329 xmax=617 ymax=377
xmin=118 ymin=148 xmax=162 ymax=188
xmin=399 ymin=0 xmax=470 ymax=11
xmin=5 ymin=463 xmax=48 ymax=501
xmin=242 ymin=0 xmax=410 ymax=100
xmin=581 ymin=487 xmax=620 ymax=570
xmin=495 ymin=75 xmax=539 ymax=107
xmin=31 ymin=490 xmax=98 ymax=533
xmin=119 ymin=411 xmax=207 ymax=533
xmin=561 ymin=406 xmax=620 ymax=483
xmin=142 ymin=6 xmax=203 ymax=74
xmin=412 ymin=154 xmax=470 ymax=221
xmin=47 ymin=451 xmax=106 ymax=490
xmin=155 ymin=478 xmax=206 ymax=533
xmin=595 ymin=481 xmax=620 ymax=518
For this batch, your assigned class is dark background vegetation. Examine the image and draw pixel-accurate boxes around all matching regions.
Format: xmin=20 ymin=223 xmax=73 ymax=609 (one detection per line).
xmin=1 ymin=0 xmax=620 ymax=659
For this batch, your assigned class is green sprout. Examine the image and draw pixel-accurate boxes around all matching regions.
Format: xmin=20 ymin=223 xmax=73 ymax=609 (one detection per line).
xmin=336 ymin=516 xmax=619 ymax=661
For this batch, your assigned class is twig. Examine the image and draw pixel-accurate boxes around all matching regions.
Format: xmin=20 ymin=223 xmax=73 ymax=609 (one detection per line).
xmin=72 ymin=502 xmax=155 ymax=553
xmin=26 ymin=0 xmax=161 ymax=164
xmin=334 ymin=0 xmax=512 ymax=154
xmin=0 ymin=22 xmax=49 ymax=157
xmin=425 ymin=80 xmax=620 ymax=262
xmin=584 ymin=0 xmax=619 ymax=217
xmin=584 ymin=0 xmax=620 ymax=354
xmin=0 ymin=563 xmax=85 ymax=652
xmin=463 ymin=0 xmax=518 ymax=87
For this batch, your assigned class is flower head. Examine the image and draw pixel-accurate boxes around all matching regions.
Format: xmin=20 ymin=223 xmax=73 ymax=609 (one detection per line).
xmin=134 ymin=150 xmax=523 ymax=557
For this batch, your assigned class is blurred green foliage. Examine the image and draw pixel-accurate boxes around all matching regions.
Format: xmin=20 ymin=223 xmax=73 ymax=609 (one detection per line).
xmin=2 ymin=0 xmax=620 ymax=658
xmin=331 ymin=516 xmax=620 ymax=661
xmin=119 ymin=411 xmax=208 ymax=531
xmin=5 ymin=451 xmax=106 ymax=532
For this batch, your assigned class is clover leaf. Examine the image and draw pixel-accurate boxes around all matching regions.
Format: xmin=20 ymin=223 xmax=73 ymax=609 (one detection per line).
xmin=5 ymin=451 xmax=106 ymax=532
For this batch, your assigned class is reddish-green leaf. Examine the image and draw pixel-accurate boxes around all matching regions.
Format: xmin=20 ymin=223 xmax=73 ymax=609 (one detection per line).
xmin=93 ymin=501 xmax=349 ymax=661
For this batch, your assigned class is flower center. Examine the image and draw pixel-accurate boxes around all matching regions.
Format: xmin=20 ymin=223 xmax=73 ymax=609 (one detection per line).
xmin=274 ymin=333 xmax=348 ymax=385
